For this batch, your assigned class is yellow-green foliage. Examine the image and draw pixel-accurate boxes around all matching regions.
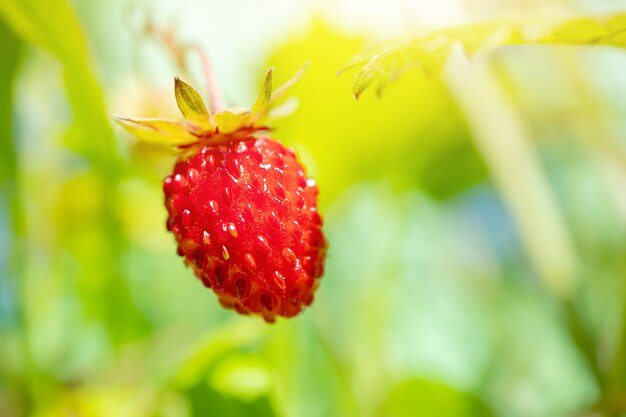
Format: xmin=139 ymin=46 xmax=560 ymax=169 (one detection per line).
xmin=266 ymin=21 xmax=485 ymax=202
xmin=2 ymin=2 xmax=626 ymax=417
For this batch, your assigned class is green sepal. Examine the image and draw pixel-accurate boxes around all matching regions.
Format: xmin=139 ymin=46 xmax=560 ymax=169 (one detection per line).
xmin=251 ymin=67 xmax=273 ymax=115
xmin=115 ymin=117 xmax=201 ymax=148
xmin=270 ymin=61 xmax=309 ymax=103
xmin=268 ymin=97 xmax=299 ymax=120
xmin=214 ymin=107 xmax=252 ymax=134
xmin=174 ymin=77 xmax=213 ymax=127
xmin=118 ymin=65 xmax=308 ymax=151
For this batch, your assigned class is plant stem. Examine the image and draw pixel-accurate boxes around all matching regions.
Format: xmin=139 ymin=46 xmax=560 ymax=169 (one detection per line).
xmin=442 ymin=44 xmax=612 ymax=403
xmin=563 ymin=300 xmax=603 ymax=387
xmin=190 ymin=43 xmax=224 ymax=114
xmin=442 ymin=44 xmax=578 ymax=299
xmin=0 ymin=24 xmax=39 ymax=413
xmin=137 ymin=16 xmax=225 ymax=114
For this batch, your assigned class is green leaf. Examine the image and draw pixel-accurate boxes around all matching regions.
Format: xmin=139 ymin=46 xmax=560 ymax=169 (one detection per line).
xmin=337 ymin=50 xmax=374 ymax=76
xmin=0 ymin=20 xmax=21 ymax=182
xmin=115 ymin=117 xmax=200 ymax=148
xmin=210 ymin=354 xmax=270 ymax=401
xmin=382 ymin=379 xmax=494 ymax=417
xmin=173 ymin=320 xmax=266 ymax=389
xmin=251 ymin=67 xmax=273 ymax=115
xmin=540 ymin=18 xmax=607 ymax=44
xmin=0 ymin=0 xmax=152 ymax=346
xmin=0 ymin=0 xmax=117 ymax=168
xmin=343 ymin=13 xmax=626 ymax=97
xmin=174 ymin=77 xmax=212 ymax=124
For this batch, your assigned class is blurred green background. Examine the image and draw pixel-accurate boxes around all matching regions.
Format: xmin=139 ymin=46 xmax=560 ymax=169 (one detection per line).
xmin=1 ymin=0 xmax=626 ymax=416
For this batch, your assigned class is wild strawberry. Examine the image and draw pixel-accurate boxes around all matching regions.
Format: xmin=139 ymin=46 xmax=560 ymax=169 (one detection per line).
xmin=118 ymin=67 xmax=326 ymax=322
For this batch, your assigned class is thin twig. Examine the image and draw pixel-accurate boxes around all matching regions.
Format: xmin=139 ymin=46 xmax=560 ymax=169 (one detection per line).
xmin=127 ymin=11 xmax=223 ymax=112
xmin=190 ymin=43 xmax=224 ymax=114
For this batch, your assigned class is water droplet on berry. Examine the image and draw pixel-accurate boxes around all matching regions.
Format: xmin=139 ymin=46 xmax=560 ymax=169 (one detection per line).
xmin=209 ymin=200 xmax=220 ymax=215
xmin=181 ymin=209 xmax=192 ymax=227
xmin=244 ymin=253 xmax=257 ymax=272
xmin=222 ymin=245 xmax=230 ymax=260
xmin=256 ymin=235 xmax=271 ymax=254
xmin=282 ymin=248 xmax=296 ymax=263
xmin=306 ymin=178 xmax=316 ymax=188
xmin=208 ymin=154 xmax=216 ymax=167
xmin=273 ymin=271 xmax=286 ymax=290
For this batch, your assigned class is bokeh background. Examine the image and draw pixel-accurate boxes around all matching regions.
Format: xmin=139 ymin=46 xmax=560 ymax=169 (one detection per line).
xmin=2 ymin=0 xmax=626 ymax=416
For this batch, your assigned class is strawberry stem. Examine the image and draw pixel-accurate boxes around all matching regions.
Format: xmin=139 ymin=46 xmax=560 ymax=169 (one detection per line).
xmin=191 ymin=43 xmax=225 ymax=114
xmin=129 ymin=13 xmax=225 ymax=114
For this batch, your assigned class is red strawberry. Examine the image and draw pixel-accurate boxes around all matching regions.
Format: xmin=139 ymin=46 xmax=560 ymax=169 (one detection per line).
xmin=118 ymin=67 xmax=326 ymax=321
